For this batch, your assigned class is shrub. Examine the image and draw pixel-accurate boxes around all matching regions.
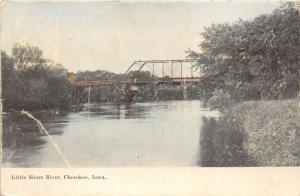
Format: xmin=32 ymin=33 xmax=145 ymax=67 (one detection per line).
xmin=206 ymin=89 xmax=236 ymax=112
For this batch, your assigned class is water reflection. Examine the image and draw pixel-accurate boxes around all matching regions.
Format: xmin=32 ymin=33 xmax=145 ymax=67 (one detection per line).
xmin=198 ymin=116 xmax=253 ymax=167
xmin=3 ymin=101 xmax=220 ymax=167
xmin=80 ymin=102 xmax=149 ymax=119
xmin=125 ymin=103 xmax=133 ymax=119
xmin=2 ymin=111 xmax=69 ymax=167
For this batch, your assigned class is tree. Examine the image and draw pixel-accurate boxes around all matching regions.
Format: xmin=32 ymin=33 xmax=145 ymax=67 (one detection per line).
xmin=126 ymin=70 xmax=152 ymax=79
xmin=1 ymin=51 xmax=16 ymax=109
xmin=12 ymin=42 xmax=45 ymax=70
xmin=2 ymin=43 xmax=72 ymax=110
xmin=188 ymin=3 xmax=300 ymax=100
xmin=75 ymin=70 xmax=120 ymax=81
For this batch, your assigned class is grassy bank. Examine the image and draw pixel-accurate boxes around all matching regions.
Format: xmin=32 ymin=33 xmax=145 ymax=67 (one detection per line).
xmin=230 ymin=99 xmax=300 ymax=166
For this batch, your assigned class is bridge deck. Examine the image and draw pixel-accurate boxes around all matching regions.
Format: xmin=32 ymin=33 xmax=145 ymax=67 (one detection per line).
xmin=70 ymin=77 xmax=203 ymax=87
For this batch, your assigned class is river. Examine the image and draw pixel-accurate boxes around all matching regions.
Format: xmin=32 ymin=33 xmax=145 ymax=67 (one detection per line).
xmin=2 ymin=100 xmax=219 ymax=167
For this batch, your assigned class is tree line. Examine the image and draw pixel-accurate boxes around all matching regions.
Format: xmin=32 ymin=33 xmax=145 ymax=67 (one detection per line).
xmin=1 ymin=43 xmax=72 ymax=111
xmin=74 ymin=70 xmax=154 ymax=81
xmin=187 ymin=2 xmax=300 ymax=104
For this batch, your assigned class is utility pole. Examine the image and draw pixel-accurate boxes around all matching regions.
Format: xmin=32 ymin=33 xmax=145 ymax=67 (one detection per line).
xmin=162 ymin=63 xmax=165 ymax=78
xmin=171 ymin=61 xmax=173 ymax=78
xmin=191 ymin=62 xmax=193 ymax=78
xmin=180 ymin=61 xmax=183 ymax=78
xmin=152 ymin=63 xmax=155 ymax=78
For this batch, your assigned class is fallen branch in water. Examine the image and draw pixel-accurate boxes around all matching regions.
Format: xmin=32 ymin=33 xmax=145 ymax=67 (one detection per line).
xmin=21 ymin=111 xmax=71 ymax=167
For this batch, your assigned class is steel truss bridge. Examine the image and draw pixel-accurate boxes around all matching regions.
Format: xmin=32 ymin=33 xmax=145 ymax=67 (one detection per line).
xmin=71 ymin=59 xmax=202 ymax=87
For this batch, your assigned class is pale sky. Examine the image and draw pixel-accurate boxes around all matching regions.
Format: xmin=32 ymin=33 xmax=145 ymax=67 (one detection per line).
xmin=1 ymin=1 xmax=280 ymax=73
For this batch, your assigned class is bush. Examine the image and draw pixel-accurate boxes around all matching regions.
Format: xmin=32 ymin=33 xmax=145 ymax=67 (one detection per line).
xmin=206 ymin=89 xmax=236 ymax=112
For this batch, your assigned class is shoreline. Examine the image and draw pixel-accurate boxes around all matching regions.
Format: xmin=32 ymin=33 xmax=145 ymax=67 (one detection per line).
xmin=233 ymin=98 xmax=300 ymax=166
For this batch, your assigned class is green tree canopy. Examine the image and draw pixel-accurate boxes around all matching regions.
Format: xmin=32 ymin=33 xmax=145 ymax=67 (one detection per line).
xmin=188 ymin=3 xmax=300 ymax=100
xmin=2 ymin=43 xmax=71 ymax=110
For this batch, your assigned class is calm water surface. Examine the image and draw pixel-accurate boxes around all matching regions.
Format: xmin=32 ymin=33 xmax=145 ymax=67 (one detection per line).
xmin=2 ymin=100 xmax=219 ymax=167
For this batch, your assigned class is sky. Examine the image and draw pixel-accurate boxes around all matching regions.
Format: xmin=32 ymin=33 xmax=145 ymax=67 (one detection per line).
xmin=1 ymin=1 xmax=281 ymax=73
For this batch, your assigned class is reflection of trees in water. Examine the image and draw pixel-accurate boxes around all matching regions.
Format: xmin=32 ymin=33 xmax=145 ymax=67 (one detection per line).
xmin=198 ymin=116 xmax=254 ymax=166
xmin=2 ymin=111 xmax=69 ymax=167
xmin=2 ymin=111 xmax=67 ymax=150
xmin=120 ymin=102 xmax=148 ymax=119
xmin=3 ymin=112 xmax=42 ymax=149
xmin=125 ymin=102 xmax=133 ymax=119
xmin=79 ymin=101 xmax=149 ymax=120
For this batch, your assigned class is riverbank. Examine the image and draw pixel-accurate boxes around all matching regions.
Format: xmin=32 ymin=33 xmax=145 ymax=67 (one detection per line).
xmin=230 ymin=99 xmax=300 ymax=166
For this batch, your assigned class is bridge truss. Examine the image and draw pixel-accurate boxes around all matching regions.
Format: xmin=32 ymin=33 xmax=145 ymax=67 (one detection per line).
xmin=71 ymin=59 xmax=202 ymax=87
xmin=124 ymin=59 xmax=201 ymax=78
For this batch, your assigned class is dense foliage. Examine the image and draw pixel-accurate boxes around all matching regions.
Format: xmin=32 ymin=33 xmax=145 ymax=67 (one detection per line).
xmin=126 ymin=70 xmax=154 ymax=79
xmin=75 ymin=70 xmax=154 ymax=81
xmin=1 ymin=43 xmax=72 ymax=111
xmin=188 ymin=3 xmax=300 ymax=101
xmin=75 ymin=70 xmax=123 ymax=81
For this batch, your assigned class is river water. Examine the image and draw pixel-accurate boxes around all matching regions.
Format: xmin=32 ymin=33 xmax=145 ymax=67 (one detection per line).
xmin=2 ymin=100 xmax=219 ymax=167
